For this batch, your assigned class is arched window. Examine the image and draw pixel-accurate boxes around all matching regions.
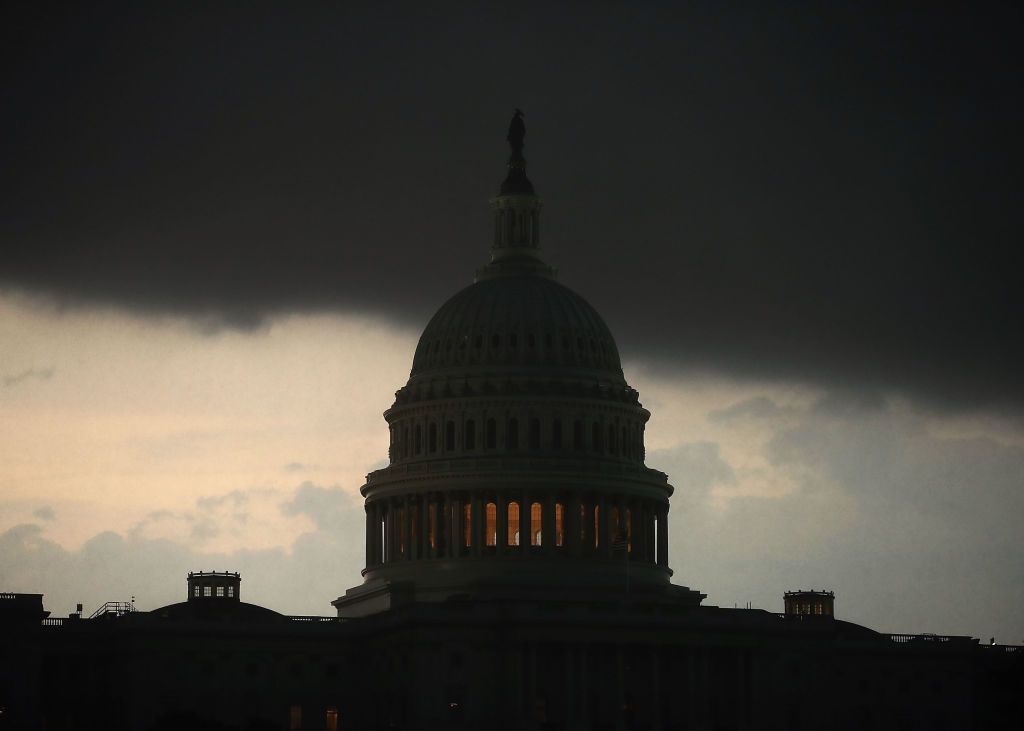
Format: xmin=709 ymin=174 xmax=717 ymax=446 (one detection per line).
xmin=486 ymin=418 xmax=497 ymax=449
xmin=485 ymin=502 xmax=497 ymax=546
xmin=592 ymin=422 xmax=604 ymax=454
xmin=552 ymin=418 xmax=563 ymax=449
xmin=555 ymin=503 xmax=564 ymax=547
xmin=507 ymin=501 xmax=520 ymax=546
xmin=415 ymin=425 xmax=422 ymax=454
xmin=428 ymin=423 xmax=438 ymax=453
xmin=593 ymin=505 xmax=600 ymax=549
xmin=463 ymin=502 xmax=471 ymax=549
xmin=465 ymin=420 xmax=476 ymax=450
xmin=507 ymin=418 xmax=519 ymax=449
xmin=529 ymin=418 xmax=540 ymax=449
xmin=445 ymin=421 xmax=455 ymax=451
xmin=530 ymin=502 xmax=542 ymax=546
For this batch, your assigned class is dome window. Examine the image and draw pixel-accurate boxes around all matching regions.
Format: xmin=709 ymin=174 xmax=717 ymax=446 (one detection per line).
xmin=530 ymin=502 xmax=542 ymax=546
xmin=445 ymin=421 xmax=455 ymax=451
xmin=507 ymin=501 xmax=520 ymax=546
xmin=428 ymin=424 xmax=438 ymax=453
xmin=507 ymin=418 xmax=519 ymax=449
xmin=465 ymin=420 xmax=476 ymax=450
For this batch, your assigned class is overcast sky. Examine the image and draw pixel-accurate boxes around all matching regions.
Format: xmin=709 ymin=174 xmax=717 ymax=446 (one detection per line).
xmin=2 ymin=3 xmax=1022 ymax=642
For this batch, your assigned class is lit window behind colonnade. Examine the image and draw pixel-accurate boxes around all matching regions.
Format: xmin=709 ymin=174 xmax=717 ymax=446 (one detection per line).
xmin=364 ymin=491 xmax=670 ymax=569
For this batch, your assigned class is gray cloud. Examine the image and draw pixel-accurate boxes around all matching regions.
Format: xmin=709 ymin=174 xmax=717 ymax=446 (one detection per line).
xmin=0 ymin=483 xmax=366 ymax=618
xmin=1 ymin=4 xmax=1020 ymax=412
xmin=3 ymin=367 xmax=55 ymax=388
xmin=32 ymin=506 xmax=56 ymax=521
xmin=708 ymin=396 xmax=787 ymax=423
xmin=280 ymin=481 xmax=363 ymax=533
xmin=283 ymin=462 xmax=308 ymax=473
xmin=659 ymin=394 xmax=1024 ymax=643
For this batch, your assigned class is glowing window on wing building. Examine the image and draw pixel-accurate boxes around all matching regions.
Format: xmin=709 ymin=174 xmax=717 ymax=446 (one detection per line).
xmin=555 ymin=503 xmax=564 ymax=547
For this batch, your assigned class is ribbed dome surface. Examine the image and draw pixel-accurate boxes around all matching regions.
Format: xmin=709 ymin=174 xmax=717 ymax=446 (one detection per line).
xmin=410 ymin=274 xmax=623 ymax=377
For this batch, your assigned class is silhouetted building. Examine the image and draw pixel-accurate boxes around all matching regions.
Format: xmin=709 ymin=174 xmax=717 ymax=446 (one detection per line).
xmin=784 ymin=590 xmax=835 ymax=617
xmin=2 ymin=115 xmax=1021 ymax=730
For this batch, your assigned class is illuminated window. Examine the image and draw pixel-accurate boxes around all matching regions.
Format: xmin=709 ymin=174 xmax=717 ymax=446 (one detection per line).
xmin=325 ymin=707 xmax=339 ymax=731
xmin=486 ymin=502 xmax=497 ymax=546
xmin=429 ymin=503 xmax=437 ymax=549
xmin=227 ymin=586 xmax=234 ymax=598
xmin=463 ymin=502 xmax=471 ymax=548
xmin=594 ymin=505 xmax=600 ymax=548
xmin=216 ymin=586 xmax=224 ymax=597
xmin=625 ymin=508 xmax=632 ymax=553
xmin=555 ymin=503 xmax=564 ymax=547
xmin=203 ymin=586 xmax=212 ymax=597
xmin=531 ymin=502 xmax=542 ymax=546
xmin=580 ymin=504 xmax=587 ymax=545
xmin=508 ymin=501 xmax=520 ymax=546
xmin=193 ymin=586 xmax=200 ymax=597
xmin=289 ymin=705 xmax=301 ymax=731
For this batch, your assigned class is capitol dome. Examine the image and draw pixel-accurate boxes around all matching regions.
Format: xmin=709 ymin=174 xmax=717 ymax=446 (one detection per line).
xmin=333 ymin=113 xmax=703 ymax=616
xmin=410 ymin=274 xmax=624 ymax=380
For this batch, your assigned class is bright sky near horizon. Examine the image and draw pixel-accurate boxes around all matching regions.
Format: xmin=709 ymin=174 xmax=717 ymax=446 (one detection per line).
xmin=3 ymin=290 xmax=1022 ymax=644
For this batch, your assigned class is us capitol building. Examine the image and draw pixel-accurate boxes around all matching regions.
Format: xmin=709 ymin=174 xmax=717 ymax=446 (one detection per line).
xmin=1 ymin=114 xmax=1019 ymax=731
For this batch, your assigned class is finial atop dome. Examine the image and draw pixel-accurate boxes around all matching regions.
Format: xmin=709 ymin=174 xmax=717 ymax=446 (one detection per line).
xmin=501 ymin=109 xmax=535 ymax=195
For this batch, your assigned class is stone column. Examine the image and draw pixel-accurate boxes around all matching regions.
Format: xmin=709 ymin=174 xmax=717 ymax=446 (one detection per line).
xmin=520 ymin=492 xmax=531 ymax=554
xmin=442 ymin=492 xmax=452 ymax=559
xmin=365 ymin=503 xmax=373 ymax=568
xmin=471 ymin=494 xmax=483 ymax=557
xmin=598 ymin=493 xmax=611 ymax=558
xmin=567 ymin=493 xmax=582 ymax=557
xmin=656 ymin=504 xmax=669 ymax=568
xmin=542 ymin=494 xmax=556 ymax=553
xmin=497 ymin=496 xmax=508 ymax=552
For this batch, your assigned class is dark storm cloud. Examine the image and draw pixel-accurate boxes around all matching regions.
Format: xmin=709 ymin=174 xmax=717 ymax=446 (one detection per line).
xmin=2 ymin=3 xmax=1021 ymax=410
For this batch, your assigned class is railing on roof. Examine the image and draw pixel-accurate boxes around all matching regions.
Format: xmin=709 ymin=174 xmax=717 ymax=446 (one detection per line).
xmin=287 ymin=615 xmax=344 ymax=623
xmin=889 ymin=633 xmax=976 ymax=645
xmin=41 ymin=617 xmax=70 ymax=627
xmin=89 ymin=601 xmax=134 ymax=619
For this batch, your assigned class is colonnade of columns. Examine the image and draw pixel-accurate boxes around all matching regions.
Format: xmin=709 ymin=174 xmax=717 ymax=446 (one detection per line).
xmin=364 ymin=491 xmax=670 ymax=571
